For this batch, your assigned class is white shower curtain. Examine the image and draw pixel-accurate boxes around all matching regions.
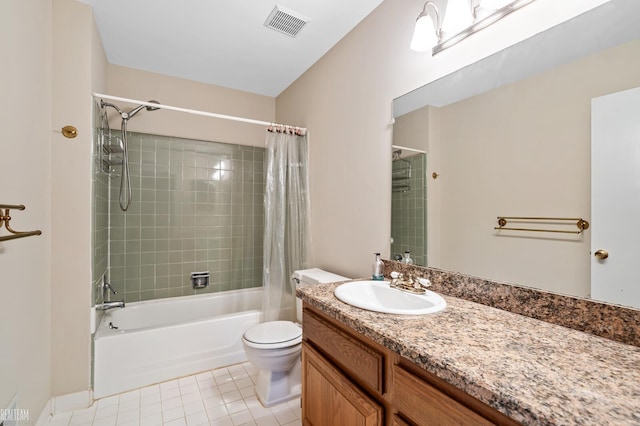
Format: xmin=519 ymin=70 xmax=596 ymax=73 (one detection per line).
xmin=262 ymin=127 xmax=311 ymax=322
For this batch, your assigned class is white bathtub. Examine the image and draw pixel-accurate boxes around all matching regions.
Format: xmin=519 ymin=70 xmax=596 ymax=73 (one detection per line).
xmin=93 ymin=288 xmax=262 ymax=399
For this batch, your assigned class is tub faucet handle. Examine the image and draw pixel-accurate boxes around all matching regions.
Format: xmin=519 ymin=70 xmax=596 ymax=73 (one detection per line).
xmin=102 ymin=281 xmax=120 ymax=302
xmin=104 ymin=281 xmax=117 ymax=295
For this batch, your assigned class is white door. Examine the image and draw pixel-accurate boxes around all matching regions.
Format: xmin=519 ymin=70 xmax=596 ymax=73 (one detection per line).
xmin=591 ymin=86 xmax=640 ymax=309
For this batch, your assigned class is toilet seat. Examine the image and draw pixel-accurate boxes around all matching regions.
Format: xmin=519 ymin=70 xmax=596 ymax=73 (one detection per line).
xmin=243 ymin=321 xmax=302 ymax=349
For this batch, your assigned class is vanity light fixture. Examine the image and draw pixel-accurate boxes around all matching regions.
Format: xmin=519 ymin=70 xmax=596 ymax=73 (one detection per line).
xmin=410 ymin=2 xmax=442 ymax=52
xmin=410 ymin=0 xmax=536 ymax=55
xmin=441 ymin=0 xmax=474 ymax=35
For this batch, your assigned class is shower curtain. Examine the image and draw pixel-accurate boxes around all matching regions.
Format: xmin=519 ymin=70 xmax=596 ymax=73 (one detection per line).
xmin=262 ymin=126 xmax=310 ymax=322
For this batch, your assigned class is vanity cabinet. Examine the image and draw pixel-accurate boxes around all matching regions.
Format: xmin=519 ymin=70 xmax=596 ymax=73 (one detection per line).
xmin=302 ymin=343 xmax=383 ymax=425
xmin=302 ymin=304 xmax=520 ymax=426
xmin=302 ymin=307 xmax=384 ymax=425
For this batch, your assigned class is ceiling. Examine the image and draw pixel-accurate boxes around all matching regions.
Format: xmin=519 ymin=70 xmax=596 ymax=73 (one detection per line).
xmin=82 ymin=0 xmax=385 ymax=97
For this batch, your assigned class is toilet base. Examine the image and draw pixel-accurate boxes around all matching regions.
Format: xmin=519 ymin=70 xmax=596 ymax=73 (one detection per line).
xmin=254 ymin=356 xmax=301 ymax=408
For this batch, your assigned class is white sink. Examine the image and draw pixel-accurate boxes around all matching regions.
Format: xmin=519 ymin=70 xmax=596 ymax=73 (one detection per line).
xmin=334 ymin=280 xmax=446 ymax=315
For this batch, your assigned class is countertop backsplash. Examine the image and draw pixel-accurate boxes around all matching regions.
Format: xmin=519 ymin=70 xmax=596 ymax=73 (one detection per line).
xmin=382 ymin=260 xmax=640 ymax=347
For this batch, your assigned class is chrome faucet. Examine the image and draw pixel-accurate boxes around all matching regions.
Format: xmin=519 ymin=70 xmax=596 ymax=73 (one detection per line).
xmin=96 ymin=300 xmax=125 ymax=310
xmin=102 ymin=281 xmax=118 ymax=301
xmin=97 ymin=280 xmax=124 ymax=310
xmin=390 ymin=272 xmax=432 ymax=294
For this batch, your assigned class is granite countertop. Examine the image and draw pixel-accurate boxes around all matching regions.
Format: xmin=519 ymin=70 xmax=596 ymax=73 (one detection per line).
xmin=297 ymin=281 xmax=640 ymax=426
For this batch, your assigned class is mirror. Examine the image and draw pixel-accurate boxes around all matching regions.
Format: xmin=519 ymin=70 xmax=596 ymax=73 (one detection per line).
xmin=391 ymin=0 xmax=640 ymax=306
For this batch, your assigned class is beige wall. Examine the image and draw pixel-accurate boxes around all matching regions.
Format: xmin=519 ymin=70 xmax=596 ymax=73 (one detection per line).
xmin=392 ymin=107 xmax=429 ymax=154
xmin=0 ymin=0 xmax=52 ymax=415
xmin=0 ymin=0 xmax=106 ymax=410
xmin=276 ymin=0 xmax=607 ymax=279
xmin=51 ymin=0 xmax=107 ymax=397
xmin=107 ymin=65 xmax=275 ymax=147
xmin=435 ymin=39 xmax=640 ymax=296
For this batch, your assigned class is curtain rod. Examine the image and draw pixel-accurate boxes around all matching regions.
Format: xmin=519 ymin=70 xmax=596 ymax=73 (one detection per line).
xmin=93 ymin=93 xmax=306 ymax=131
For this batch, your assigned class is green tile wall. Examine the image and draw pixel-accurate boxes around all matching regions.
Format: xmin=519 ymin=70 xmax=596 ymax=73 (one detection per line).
xmin=108 ymin=132 xmax=265 ymax=302
xmin=91 ymin=103 xmax=109 ymax=305
xmin=391 ymin=153 xmax=427 ymax=266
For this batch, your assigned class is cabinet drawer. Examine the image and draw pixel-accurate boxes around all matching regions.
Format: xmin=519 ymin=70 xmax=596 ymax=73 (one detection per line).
xmin=393 ymin=365 xmax=495 ymax=426
xmin=303 ymin=309 xmax=384 ymax=393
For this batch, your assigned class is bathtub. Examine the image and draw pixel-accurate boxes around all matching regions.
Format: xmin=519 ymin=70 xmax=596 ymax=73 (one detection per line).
xmin=93 ymin=288 xmax=262 ymax=399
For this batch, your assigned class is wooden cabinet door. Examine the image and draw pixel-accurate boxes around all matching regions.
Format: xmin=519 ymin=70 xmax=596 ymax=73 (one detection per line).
xmin=302 ymin=342 xmax=383 ymax=426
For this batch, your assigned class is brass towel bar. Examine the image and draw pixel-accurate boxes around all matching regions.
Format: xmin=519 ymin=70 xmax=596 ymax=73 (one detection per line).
xmin=495 ymin=216 xmax=590 ymax=234
xmin=0 ymin=204 xmax=42 ymax=242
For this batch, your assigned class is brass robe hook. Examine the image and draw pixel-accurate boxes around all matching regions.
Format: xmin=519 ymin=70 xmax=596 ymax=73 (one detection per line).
xmin=62 ymin=125 xmax=78 ymax=138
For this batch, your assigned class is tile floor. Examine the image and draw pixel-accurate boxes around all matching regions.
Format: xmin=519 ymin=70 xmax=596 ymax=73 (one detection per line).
xmin=48 ymin=362 xmax=301 ymax=426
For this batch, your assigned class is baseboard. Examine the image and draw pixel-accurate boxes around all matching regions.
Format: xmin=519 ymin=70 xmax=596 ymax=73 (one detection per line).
xmin=34 ymin=399 xmax=52 ymax=426
xmin=0 ymin=390 xmax=92 ymax=426
xmin=51 ymin=390 xmax=93 ymax=415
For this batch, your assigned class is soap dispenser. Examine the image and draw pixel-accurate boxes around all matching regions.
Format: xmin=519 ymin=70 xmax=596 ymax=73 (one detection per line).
xmin=402 ymin=251 xmax=413 ymax=264
xmin=372 ymin=252 xmax=384 ymax=281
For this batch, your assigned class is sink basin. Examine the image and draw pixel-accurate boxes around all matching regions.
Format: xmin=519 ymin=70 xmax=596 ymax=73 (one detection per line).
xmin=334 ymin=280 xmax=446 ymax=315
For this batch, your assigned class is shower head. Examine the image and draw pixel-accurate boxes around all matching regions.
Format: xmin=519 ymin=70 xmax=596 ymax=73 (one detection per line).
xmin=127 ymin=100 xmax=161 ymax=119
xmin=145 ymin=100 xmax=160 ymax=111
xmin=98 ymin=97 xmax=162 ymax=212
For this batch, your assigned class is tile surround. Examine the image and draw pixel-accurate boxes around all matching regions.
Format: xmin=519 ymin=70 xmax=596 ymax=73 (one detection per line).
xmin=105 ymin=133 xmax=265 ymax=303
xmin=92 ymin=103 xmax=110 ymax=303
xmin=391 ymin=154 xmax=427 ymax=266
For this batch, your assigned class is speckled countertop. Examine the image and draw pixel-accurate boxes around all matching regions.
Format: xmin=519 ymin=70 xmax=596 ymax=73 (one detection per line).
xmin=297 ymin=281 xmax=640 ymax=426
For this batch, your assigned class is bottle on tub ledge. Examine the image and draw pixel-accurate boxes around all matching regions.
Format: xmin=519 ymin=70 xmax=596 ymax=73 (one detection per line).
xmin=402 ymin=251 xmax=413 ymax=265
xmin=372 ymin=252 xmax=384 ymax=281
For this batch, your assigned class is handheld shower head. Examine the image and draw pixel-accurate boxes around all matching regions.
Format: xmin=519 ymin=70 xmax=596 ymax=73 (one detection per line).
xmin=126 ymin=100 xmax=161 ymax=119
xmin=98 ymin=97 xmax=162 ymax=212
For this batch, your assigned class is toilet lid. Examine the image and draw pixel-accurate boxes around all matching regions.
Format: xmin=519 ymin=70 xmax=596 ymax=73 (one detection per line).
xmin=243 ymin=321 xmax=302 ymax=347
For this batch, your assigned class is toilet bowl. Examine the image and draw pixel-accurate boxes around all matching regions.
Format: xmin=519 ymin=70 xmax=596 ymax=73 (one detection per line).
xmin=242 ymin=268 xmax=348 ymax=407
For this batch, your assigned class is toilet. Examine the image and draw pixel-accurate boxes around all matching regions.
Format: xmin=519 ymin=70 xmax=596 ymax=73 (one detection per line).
xmin=242 ymin=268 xmax=348 ymax=407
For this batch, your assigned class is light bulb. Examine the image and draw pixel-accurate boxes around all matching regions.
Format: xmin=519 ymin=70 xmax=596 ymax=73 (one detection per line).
xmin=442 ymin=0 xmax=473 ymax=35
xmin=410 ymin=14 xmax=438 ymax=52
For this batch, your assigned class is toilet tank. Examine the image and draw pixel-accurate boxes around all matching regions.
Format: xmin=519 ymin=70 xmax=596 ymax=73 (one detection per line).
xmin=293 ymin=268 xmax=349 ymax=321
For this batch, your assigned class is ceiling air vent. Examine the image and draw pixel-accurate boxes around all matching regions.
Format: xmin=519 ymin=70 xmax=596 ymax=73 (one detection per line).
xmin=264 ymin=5 xmax=310 ymax=37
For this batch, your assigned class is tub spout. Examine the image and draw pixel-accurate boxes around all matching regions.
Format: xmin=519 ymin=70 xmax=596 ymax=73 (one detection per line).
xmin=96 ymin=300 xmax=125 ymax=311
